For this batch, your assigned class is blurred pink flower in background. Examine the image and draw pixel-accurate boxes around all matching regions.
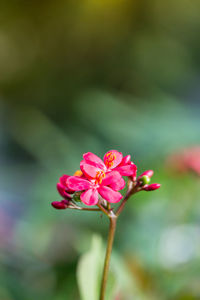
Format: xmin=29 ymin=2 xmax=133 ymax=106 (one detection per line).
xmin=167 ymin=146 xmax=200 ymax=176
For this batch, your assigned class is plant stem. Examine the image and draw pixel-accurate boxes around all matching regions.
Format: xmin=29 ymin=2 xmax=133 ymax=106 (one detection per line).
xmin=68 ymin=205 xmax=100 ymax=211
xmin=99 ymin=181 xmax=138 ymax=299
xmin=78 ymin=207 xmax=101 ymax=211
xmin=116 ymin=181 xmax=135 ymax=217
xmin=100 ymin=215 xmax=117 ymax=300
xmin=97 ymin=203 xmax=110 ymax=217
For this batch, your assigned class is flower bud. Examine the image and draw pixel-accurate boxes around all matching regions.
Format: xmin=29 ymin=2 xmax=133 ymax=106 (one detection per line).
xmin=139 ymin=170 xmax=154 ymax=179
xmin=139 ymin=175 xmax=151 ymax=185
xmin=144 ymin=183 xmax=161 ymax=191
xmin=51 ymin=199 xmax=69 ymax=209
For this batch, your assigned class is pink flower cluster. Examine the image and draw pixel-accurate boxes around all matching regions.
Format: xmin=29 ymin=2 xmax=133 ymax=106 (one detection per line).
xmin=52 ymin=150 xmax=160 ymax=209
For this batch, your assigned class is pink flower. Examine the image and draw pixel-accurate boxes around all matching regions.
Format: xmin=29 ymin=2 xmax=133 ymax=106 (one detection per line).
xmin=80 ymin=150 xmax=136 ymax=179
xmin=52 ymin=150 xmax=161 ymax=210
xmin=67 ymin=171 xmax=125 ymax=206
xmin=167 ymin=146 xmax=200 ymax=176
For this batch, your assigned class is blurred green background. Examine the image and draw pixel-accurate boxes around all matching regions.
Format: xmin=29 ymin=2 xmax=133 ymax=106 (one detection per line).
xmin=0 ymin=0 xmax=200 ymax=299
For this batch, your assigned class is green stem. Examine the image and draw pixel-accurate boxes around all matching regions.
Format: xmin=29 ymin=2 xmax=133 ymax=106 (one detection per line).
xmin=99 ymin=216 xmax=117 ymax=300
xmin=99 ymin=181 xmax=137 ymax=299
xmin=77 ymin=207 xmax=101 ymax=211
xmin=97 ymin=203 xmax=110 ymax=217
xmin=68 ymin=205 xmax=100 ymax=211
xmin=116 ymin=181 xmax=135 ymax=217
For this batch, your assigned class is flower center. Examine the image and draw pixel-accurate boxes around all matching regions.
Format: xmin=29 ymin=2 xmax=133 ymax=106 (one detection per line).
xmin=95 ymin=170 xmax=105 ymax=184
xmin=105 ymin=152 xmax=116 ymax=168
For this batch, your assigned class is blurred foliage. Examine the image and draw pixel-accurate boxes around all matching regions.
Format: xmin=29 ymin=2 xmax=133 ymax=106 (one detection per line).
xmin=0 ymin=0 xmax=200 ymax=299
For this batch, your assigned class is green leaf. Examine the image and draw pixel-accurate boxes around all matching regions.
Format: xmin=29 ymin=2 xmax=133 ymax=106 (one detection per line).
xmin=77 ymin=234 xmax=104 ymax=300
xmin=77 ymin=234 xmax=141 ymax=300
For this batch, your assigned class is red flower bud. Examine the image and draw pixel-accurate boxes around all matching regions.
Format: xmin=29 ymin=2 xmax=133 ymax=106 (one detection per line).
xmin=51 ymin=199 xmax=69 ymax=209
xmin=139 ymin=170 xmax=154 ymax=179
xmin=144 ymin=183 xmax=161 ymax=191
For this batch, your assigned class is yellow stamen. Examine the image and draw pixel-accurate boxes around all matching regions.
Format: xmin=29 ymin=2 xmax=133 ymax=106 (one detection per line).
xmin=95 ymin=170 xmax=106 ymax=184
xmin=105 ymin=152 xmax=116 ymax=168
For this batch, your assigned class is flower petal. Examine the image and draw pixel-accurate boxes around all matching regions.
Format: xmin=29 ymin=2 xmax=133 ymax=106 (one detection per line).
xmin=60 ymin=174 xmax=69 ymax=186
xmin=109 ymin=177 xmax=125 ymax=191
xmin=80 ymin=189 xmax=99 ymax=206
xmin=104 ymin=150 xmax=123 ymax=169
xmin=67 ymin=176 xmax=91 ymax=191
xmin=98 ymin=186 xmax=123 ymax=203
xmin=121 ymin=155 xmax=131 ymax=165
xmin=80 ymin=160 xmax=102 ymax=178
xmin=59 ymin=175 xmax=74 ymax=193
xmin=115 ymin=164 xmax=137 ymax=176
xmin=101 ymin=171 xmax=121 ymax=184
xmin=57 ymin=183 xmax=72 ymax=198
xmin=83 ymin=152 xmax=105 ymax=169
